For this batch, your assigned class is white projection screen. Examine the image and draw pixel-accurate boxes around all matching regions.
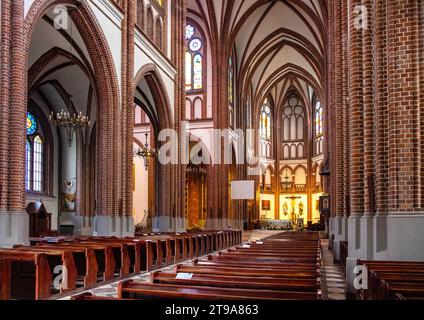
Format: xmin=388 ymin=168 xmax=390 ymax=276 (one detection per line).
xmin=231 ymin=181 xmax=255 ymax=200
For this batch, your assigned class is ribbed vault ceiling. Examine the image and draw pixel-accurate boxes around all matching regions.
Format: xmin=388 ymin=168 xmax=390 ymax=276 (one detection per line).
xmin=187 ymin=0 xmax=327 ymax=111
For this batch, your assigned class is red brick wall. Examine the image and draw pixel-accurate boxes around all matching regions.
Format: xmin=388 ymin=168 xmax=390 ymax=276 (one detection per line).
xmin=329 ymin=1 xmax=424 ymax=216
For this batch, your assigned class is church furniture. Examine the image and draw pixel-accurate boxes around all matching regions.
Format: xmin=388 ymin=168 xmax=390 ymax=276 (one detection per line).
xmin=151 ymin=271 xmax=321 ymax=293
xmin=77 ymin=241 xmax=130 ymax=277
xmin=37 ymin=242 xmax=116 ymax=282
xmin=21 ymin=244 xmax=98 ymax=288
xmin=0 ymin=249 xmax=55 ymax=300
xmin=26 ymin=202 xmax=52 ymax=238
xmin=357 ymin=260 xmax=424 ymax=300
xmin=12 ymin=246 xmax=79 ymax=291
xmin=175 ymin=265 xmax=319 ymax=279
xmin=0 ymin=259 xmax=11 ymax=300
xmin=118 ymin=280 xmax=321 ymax=300
xmin=0 ymin=230 xmax=242 ymax=300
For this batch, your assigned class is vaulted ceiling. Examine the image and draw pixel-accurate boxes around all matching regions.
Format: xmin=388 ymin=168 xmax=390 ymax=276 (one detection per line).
xmin=187 ymin=0 xmax=327 ymax=112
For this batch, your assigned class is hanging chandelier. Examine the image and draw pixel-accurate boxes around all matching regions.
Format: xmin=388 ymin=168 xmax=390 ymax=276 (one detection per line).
xmin=50 ymin=109 xmax=91 ymax=147
xmin=134 ymin=133 xmax=158 ymax=170
xmin=48 ymin=14 xmax=90 ymax=147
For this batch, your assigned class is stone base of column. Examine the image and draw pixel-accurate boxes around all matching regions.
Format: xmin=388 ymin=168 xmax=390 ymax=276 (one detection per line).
xmin=152 ymin=216 xmax=186 ymax=233
xmin=0 ymin=212 xmax=29 ymax=248
xmin=94 ymin=215 xmax=122 ymax=237
xmin=72 ymin=215 xmax=94 ymax=236
xmin=330 ymin=215 xmax=348 ymax=262
xmin=121 ymin=216 xmax=135 ymax=237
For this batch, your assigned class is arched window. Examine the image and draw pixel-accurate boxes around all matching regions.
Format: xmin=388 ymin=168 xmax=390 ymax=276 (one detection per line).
xmin=26 ymin=112 xmax=45 ymax=193
xmin=281 ymin=92 xmax=306 ymax=160
xmin=155 ymin=18 xmax=163 ymax=50
xmin=146 ymin=7 xmax=154 ymax=39
xmin=314 ymin=99 xmax=324 ymax=155
xmin=136 ymin=0 xmax=144 ymax=28
xmin=185 ymin=24 xmax=205 ymax=92
xmin=260 ymin=99 xmax=272 ymax=139
xmin=228 ymin=53 xmax=235 ymax=128
xmin=259 ymin=97 xmax=273 ymax=159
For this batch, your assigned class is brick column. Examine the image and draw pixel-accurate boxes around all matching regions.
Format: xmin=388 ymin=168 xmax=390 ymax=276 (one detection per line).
xmin=122 ymin=0 xmax=136 ymax=236
xmin=0 ymin=0 xmax=29 ymax=248
xmin=362 ymin=0 xmax=374 ymax=216
xmin=334 ymin=0 xmax=344 ymax=219
xmin=373 ymin=0 xmax=389 ymax=214
xmin=0 ymin=0 xmax=11 ymax=212
xmin=387 ymin=0 xmax=422 ymax=213
xmin=348 ymin=0 xmax=365 ymax=217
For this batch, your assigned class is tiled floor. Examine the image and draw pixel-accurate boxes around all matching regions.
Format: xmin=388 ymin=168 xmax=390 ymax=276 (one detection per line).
xmin=320 ymin=239 xmax=346 ymax=300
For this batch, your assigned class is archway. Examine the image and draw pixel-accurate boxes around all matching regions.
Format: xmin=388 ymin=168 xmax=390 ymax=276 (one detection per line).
xmin=24 ymin=0 xmax=119 ymax=236
xmin=134 ymin=64 xmax=174 ymax=232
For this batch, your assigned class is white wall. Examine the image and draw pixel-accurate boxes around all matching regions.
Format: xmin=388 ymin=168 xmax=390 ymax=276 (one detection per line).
xmin=133 ymin=142 xmax=149 ymax=225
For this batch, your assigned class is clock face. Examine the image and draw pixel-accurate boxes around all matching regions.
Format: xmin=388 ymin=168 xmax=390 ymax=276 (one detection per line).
xmin=189 ymin=38 xmax=202 ymax=52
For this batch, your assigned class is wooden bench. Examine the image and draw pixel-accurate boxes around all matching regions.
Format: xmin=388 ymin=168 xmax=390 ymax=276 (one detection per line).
xmin=37 ymin=242 xmax=116 ymax=281
xmin=151 ymin=271 xmax=320 ymax=292
xmin=0 ymin=250 xmax=55 ymax=300
xmin=118 ymin=280 xmax=321 ymax=300
xmin=176 ymin=265 xmax=319 ymax=279
xmin=0 ymin=259 xmax=11 ymax=300
xmin=358 ymin=260 xmax=424 ymax=300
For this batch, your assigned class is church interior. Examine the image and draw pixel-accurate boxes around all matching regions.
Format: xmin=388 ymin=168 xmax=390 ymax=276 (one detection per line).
xmin=0 ymin=0 xmax=423 ymax=302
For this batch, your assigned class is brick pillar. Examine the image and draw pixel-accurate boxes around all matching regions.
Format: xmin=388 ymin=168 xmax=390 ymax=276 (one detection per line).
xmin=0 ymin=0 xmax=11 ymax=212
xmin=0 ymin=0 xmax=29 ymax=248
xmin=334 ymin=0 xmax=344 ymax=218
xmin=8 ymin=0 xmax=26 ymax=213
xmin=362 ymin=0 xmax=374 ymax=216
xmin=387 ymin=0 xmax=422 ymax=213
xmin=122 ymin=0 xmax=136 ymax=236
xmin=374 ymin=0 xmax=389 ymax=214
xmin=348 ymin=0 xmax=365 ymax=217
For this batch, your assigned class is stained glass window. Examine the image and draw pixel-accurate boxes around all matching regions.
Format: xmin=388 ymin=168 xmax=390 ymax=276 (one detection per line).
xmin=189 ymin=38 xmax=202 ymax=52
xmin=33 ymin=135 xmax=43 ymax=192
xmin=26 ymin=112 xmax=46 ymax=193
xmin=193 ymin=54 xmax=202 ymax=90
xmin=27 ymin=112 xmax=37 ymax=135
xmin=186 ymin=24 xmax=205 ymax=96
xmin=314 ymin=99 xmax=323 ymax=155
xmin=186 ymin=25 xmax=194 ymax=40
xmin=228 ymin=57 xmax=233 ymax=105
xmin=185 ymin=51 xmax=192 ymax=91
xmin=260 ymin=101 xmax=272 ymax=139
xmin=26 ymin=140 xmax=31 ymax=190
xmin=315 ymin=100 xmax=323 ymax=136
xmin=281 ymin=92 xmax=305 ymax=159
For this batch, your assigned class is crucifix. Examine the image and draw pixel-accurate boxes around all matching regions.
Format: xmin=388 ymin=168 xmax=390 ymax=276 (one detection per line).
xmin=285 ymin=195 xmax=302 ymax=226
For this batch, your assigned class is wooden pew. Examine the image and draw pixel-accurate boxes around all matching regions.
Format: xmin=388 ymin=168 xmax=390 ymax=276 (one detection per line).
xmin=118 ymin=280 xmax=321 ymax=300
xmin=197 ymin=258 xmax=320 ymax=270
xmin=358 ymin=260 xmax=424 ymax=300
xmin=20 ymin=244 xmax=98 ymax=288
xmin=13 ymin=246 xmax=79 ymax=291
xmin=151 ymin=271 xmax=320 ymax=292
xmin=176 ymin=265 xmax=319 ymax=279
xmin=0 ymin=250 xmax=53 ymax=300
xmin=37 ymin=242 xmax=115 ymax=281
xmin=0 ymin=259 xmax=11 ymax=300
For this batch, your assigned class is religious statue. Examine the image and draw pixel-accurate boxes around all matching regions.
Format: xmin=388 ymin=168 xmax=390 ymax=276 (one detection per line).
xmin=282 ymin=201 xmax=288 ymax=216
xmin=299 ymin=201 xmax=304 ymax=216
